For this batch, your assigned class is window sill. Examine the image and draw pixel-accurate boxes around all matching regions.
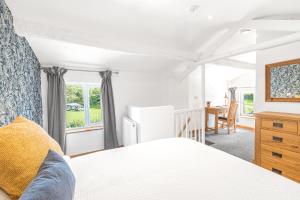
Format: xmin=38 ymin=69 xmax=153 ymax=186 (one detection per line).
xmin=66 ymin=126 xmax=103 ymax=134
xmin=240 ymin=115 xmax=254 ymax=119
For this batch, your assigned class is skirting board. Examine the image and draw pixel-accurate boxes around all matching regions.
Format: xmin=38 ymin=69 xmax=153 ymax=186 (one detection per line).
xmin=236 ymin=124 xmax=255 ymax=131
xmin=70 ymin=145 xmax=124 ymax=158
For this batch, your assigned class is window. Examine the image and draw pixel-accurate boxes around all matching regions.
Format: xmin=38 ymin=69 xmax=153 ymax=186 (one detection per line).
xmin=66 ymin=83 xmax=102 ymax=129
xmin=240 ymin=92 xmax=254 ymax=117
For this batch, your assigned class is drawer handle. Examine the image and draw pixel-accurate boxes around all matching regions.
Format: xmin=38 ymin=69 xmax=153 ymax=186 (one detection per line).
xmin=272 ymin=168 xmax=282 ymax=175
xmin=272 ymin=152 xmax=282 ymax=158
xmin=272 ymin=136 xmax=283 ymax=143
xmin=273 ymin=122 xmax=283 ymax=128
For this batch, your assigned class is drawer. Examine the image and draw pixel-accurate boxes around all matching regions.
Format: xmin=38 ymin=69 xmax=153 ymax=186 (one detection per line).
xmin=261 ymin=144 xmax=300 ymax=170
xmin=261 ymin=129 xmax=300 ymax=153
xmin=261 ymin=118 xmax=298 ymax=134
xmin=261 ymin=158 xmax=300 ymax=183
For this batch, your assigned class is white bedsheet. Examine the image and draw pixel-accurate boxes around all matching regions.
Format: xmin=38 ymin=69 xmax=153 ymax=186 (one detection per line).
xmin=70 ymin=138 xmax=300 ymax=200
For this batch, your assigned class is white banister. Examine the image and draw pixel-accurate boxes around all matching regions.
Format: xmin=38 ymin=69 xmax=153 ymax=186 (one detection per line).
xmin=200 ymin=64 xmax=206 ymax=144
xmin=174 ymin=108 xmax=203 ymax=142
xmin=174 ymin=65 xmax=206 ymax=143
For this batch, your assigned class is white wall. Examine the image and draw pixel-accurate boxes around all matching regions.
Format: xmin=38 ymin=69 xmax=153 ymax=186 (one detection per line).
xmin=41 ymin=72 xmax=48 ymax=130
xmin=205 ymin=64 xmax=254 ymax=106
xmin=228 ymin=72 xmax=255 ymax=89
xmin=165 ymin=66 xmax=205 ymax=110
xmin=188 ymin=66 xmax=204 ymax=109
xmin=66 ymin=130 xmax=104 ymax=156
xmin=205 ymin=64 xmax=229 ymax=106
xmin=168 ymin=66 xmax=205 ymax=110
xmin=165 ymin=77 xmax=189 ymax=110
xmin=112 ymin=71 xmax=169 ymax=143
xmin=41 ymin=70 xmax=170 ymax=155
xmin=256 ymin=41 xmax=300 ymax=114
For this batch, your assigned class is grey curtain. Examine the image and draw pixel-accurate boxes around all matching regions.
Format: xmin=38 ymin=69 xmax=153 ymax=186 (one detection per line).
xmin=100 ymin=70 xmax=119 ymax=149
xmin=228 ymin=87 xmax=237 ymax=102
xmin=44 ymin=67 xmax=68 ymax=152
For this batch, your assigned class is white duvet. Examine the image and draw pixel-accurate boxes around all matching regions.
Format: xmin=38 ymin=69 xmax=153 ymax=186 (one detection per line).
xmin=70 ymin=138 xmax=300 ymax=200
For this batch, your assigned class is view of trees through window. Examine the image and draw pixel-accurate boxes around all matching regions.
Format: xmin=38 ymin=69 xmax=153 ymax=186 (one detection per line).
xmin=242 ymin=93 xmax=254 ymax=117
xmin=89 ymin=87 xmax=101 ymax=123
xmin=66 ymin=84 xmax=102 ymax=129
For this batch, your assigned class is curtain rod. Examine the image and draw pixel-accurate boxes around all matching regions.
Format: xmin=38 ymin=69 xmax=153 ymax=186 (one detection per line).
xmin=39 ymin=67 xmax=119 ymax=74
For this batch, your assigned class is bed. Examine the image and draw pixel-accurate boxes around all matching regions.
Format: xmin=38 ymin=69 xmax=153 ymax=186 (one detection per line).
xmin=70 ymin=138 xmax=300 ymax=200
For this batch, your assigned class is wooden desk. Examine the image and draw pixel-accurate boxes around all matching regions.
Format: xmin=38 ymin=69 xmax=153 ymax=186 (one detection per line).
xmin=205 ymin=106 xmax=228 ymax=134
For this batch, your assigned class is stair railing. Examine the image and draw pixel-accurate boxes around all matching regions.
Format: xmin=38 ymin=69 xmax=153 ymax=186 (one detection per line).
xmin=174 ymin=108 xmax=203 ymax=142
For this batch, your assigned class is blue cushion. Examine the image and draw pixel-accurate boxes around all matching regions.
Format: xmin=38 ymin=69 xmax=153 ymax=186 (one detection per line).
xmin=20 ymin=150 xmax=76 ymax=200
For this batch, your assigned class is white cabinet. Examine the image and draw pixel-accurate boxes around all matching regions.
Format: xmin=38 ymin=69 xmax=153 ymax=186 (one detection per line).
xmin=127 ymin=105 xmax=175 ymax=144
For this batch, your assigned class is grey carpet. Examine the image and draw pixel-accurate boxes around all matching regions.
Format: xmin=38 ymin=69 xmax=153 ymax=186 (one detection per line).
xmin=205 ymin=128 xmax=254 ymax=162
xmin=205 ymin=140 xmax=214 ymax=146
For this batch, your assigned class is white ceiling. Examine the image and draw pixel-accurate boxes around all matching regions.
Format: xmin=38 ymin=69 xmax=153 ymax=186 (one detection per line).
xmin=230 ymin=52 xmax=256 ymax=64
xmin=206 ymin=64 xmax=255 ymax=83
xmin=26 ymin=37 xmax=181 ymax=72
xmin=5 ymin=0 xmax=300 ymax=73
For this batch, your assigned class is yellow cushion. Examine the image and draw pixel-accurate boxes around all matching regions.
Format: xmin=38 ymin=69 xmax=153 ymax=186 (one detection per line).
xmin=0 ymin=116 xmax=63 ymax=200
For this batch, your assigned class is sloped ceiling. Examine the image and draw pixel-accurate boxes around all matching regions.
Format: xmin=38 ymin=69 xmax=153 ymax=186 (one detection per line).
xmin=5 ymin=0 xmax=300 ymax=73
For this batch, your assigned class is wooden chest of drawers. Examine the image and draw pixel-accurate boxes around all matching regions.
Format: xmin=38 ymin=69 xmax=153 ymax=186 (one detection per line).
xmin=255 ymin=112 xmax=300 ymax=183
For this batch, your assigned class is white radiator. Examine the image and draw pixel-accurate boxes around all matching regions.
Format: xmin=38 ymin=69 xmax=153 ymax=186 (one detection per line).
xmin=122 ymin=117 xmax=137 ymax=146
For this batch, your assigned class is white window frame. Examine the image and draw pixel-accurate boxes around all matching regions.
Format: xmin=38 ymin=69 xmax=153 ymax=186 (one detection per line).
xmin=239 ymin=89 xmax=255 ymax=117
xmin=66 ymin=82 xmax=103 ymax=131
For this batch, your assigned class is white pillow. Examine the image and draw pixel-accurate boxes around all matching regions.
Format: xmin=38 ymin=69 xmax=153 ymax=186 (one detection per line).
xmin=63 ymin=155 xmax=74 ymax=172
xmin=63 ymin=155 xmax=71 ymax=164
xmin=0 ymin=189 xmax=10 ymax=200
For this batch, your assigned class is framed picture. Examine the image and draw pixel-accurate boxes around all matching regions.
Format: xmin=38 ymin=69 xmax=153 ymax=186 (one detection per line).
xmin=265 ymin=58 xmax=300 ymax=102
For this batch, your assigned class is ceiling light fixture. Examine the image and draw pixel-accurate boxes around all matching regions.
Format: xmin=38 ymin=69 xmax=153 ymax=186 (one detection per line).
xmin=208 ymin=15 xmax=213 ymax=20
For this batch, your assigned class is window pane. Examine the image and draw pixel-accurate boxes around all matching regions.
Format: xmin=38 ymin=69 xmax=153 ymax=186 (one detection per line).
xmin=66 ymin=84 xmax=85 ymax=128
xmin=243 ymin=93 xmax=254 ymax=116
xmin=89 ymin=87 xmax=102 ymax=124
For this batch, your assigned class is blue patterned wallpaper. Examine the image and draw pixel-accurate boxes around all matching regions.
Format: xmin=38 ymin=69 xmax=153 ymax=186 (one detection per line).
xmin=270 ymin=64 xmax=300 ymax=98
xmin=0 ymin=0 xmax=43 ymax=126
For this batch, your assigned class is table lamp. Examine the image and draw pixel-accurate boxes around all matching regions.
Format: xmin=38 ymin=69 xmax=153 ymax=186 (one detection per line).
xmin=224 ymin=93 xmax=228 ymax=106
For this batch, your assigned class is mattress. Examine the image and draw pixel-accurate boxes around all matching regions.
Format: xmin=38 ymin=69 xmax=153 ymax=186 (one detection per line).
xmin=70 ymin=138 xmax=300 ymax=200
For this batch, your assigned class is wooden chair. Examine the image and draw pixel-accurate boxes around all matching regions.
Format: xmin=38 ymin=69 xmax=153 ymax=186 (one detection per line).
xmin=218 ymin=101 xmax=238 ymax=134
